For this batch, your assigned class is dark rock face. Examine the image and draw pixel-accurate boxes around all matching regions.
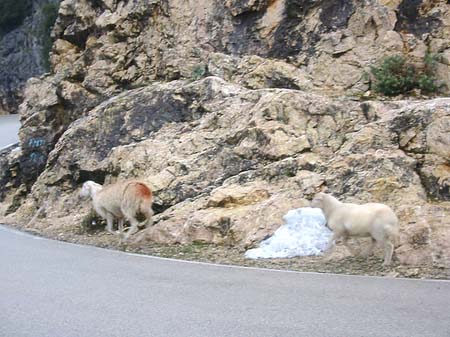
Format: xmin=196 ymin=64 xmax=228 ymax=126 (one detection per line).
xmin=319 ymin=0 xmax=354 ymax=31
xmin=395 ymin=0 xmax=442 ymax=36
xmin=0 ymin=0 xmax=32 ymax=35
xmin=420 ymin=169 xmax=450 ymax=201
xmin=222 ymin=0 xmax=354 ymax=58
xmin=226 ymin=0 xmax=271 ymax=16
xmin=0 ymin=23 xmax=43 ymax=115
xmin=0 ymin=0 xmax=60 ymax=115
xmin=226 ymin=7 xmax=266 ymax=55
xmin=268 ymin=0 xmax=308 ymax=58
xmin=268 ymin=0 xmax=354 ymax=58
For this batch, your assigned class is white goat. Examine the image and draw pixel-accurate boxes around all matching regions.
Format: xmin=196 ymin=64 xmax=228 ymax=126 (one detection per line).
xmin=311 ymin=192 xmax=399 ymax=266
xmin=80 ymin=180 xmax=154 ymax=241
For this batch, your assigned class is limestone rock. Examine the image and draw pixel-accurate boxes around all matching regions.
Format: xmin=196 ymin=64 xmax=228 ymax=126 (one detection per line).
xmin=4 ymin=0 xmax=450 ymax=115
xmin=2 ymin=76 xmax=449 ymax=269
xmin=207 ymin=184 xmax=271 ymax=208
xmin=2 ymin=0 xmax=450 ymax=273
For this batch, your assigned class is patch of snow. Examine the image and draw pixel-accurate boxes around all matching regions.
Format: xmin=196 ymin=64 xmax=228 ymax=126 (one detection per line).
xmin=245 ymin=207 xmax=332 ymax=259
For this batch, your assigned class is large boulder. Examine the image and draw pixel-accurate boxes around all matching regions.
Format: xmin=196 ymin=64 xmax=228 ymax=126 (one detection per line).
xmin=3 ymin=77 xmax=449 ymax=269
xmin=8 ymin=0 xmax=450 ymax=194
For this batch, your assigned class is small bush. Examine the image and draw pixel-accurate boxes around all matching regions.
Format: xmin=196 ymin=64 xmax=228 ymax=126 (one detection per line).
xmin=371 ymin=55 xmax=416 ymax=96
xmin=0 ymin=0 xmax=31 ymax=35
xmin=371 ymin=54 xmax=441 ymax=96
xmin=417 ymin=75 xmax=438 ymax=94
xmin=419 ymin=53 xmax=440 ymax=94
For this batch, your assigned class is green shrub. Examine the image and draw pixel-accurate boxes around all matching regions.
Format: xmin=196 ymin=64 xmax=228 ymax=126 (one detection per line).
xmin=38 ymin=2 xmax=59 ymax=71
xmin=418 ymin=53 xmax=440 ymax=94
xmin=0 ymin=0 xmax=31 ymax=35
xmin=417 ymin=75 xmax=438 ymax=94
xmin=371 ymin=55 xmax=416 ymax=96
xmin=371 ymin=54 xmax=441 ymax=96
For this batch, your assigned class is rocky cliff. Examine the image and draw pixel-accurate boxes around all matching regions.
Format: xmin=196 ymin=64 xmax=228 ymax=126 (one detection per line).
xmin=1 ymin=0 xmax=449 ymax=276
xmin=0 ymin=0 xmax=59 ymax=115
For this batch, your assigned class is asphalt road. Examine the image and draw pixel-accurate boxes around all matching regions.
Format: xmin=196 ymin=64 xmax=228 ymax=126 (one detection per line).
xmin=1 ymin=225 xmax=449 ymax=337
xmin=0 ymin=114 xmax=20 ymax=149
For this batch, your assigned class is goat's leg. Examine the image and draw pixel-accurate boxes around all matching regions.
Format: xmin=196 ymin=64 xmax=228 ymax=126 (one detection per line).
xmin=341 ymin=233 xmax=359 ymax=256
xmin=122 ymin=217 xmax=140 ymax=241
xmin=382 ymin=240 xmax=395 ymax=266
xmin=117 ymin=218 xmax=124 ymax=234
xmin=360 ymin=237 xmax=376 ymax=258
xmin=105 ymin=213 xmax=116 ymax=234
xmin=326 ymin=230 xmax=344 ymax=252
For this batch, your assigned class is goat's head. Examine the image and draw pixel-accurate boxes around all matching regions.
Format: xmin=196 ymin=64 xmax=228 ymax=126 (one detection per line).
xmin=79 ymin=181 xmax=101 ymax=199
xmin=311 ymin=192 xmax=327 ymax=209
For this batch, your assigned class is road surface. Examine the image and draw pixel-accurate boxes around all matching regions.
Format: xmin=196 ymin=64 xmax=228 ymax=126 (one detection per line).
xmin=0 ymin=114 xmax=20 ymax=149
xmin=1 ymin=225 xmax=449 ymax=337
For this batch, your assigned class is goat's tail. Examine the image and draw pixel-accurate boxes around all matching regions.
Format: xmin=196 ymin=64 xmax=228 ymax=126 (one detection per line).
xmin=123 ymin=182 xmax=154 ymax=225
xmin=138 ymin=192 xmax=154 ymax=223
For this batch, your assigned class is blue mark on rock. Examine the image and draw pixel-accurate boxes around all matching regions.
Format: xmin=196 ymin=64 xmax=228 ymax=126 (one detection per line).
xmin=27 ymin=138 xmax=47 ymax=166
xmin=29 ymin=152 xmax=46 ymax=165
xmin=28 ymin=138 xmax=45 ymax=148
